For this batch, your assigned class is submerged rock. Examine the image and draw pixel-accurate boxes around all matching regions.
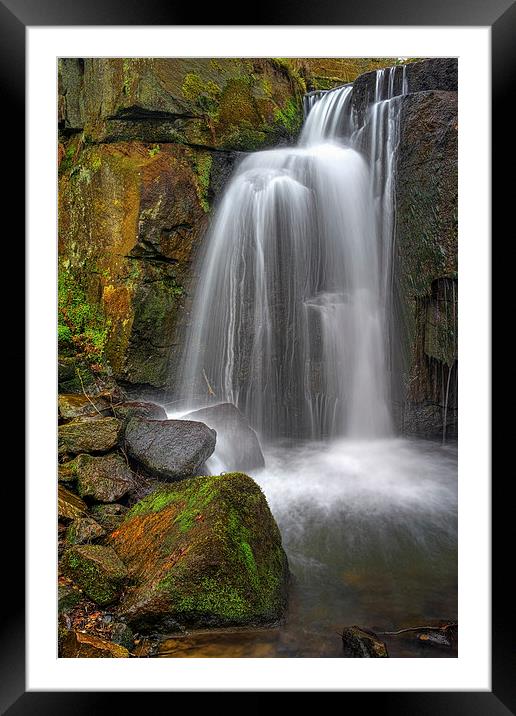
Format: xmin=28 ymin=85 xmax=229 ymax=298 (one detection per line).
xmin=75 ymin=453 xmax=134 ymax=503
xmin=124 ymin=417 xmax=216 ymax=481
xmin=61 ymin=544 xmax=128 ymax=606
xmin=185 ymin=403 xmax=264 ymax=471
xmin=341 ymin=626 xmax=389 ymax=658
xmin=109 ymin=472 xmax=289 ymax=631
xmin=66 ymin=517 xmax=106 ymax=545
xmin=58 ymin=417 xmax=122 ymax=456
xmin=62 ymin=630 xmax=129 ymax=658
xmin=58 ymin=484 xmax=88 ymax=521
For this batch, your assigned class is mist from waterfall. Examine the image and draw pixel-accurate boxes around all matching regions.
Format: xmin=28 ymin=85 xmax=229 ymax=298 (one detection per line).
xmin=178 ymin=66 xmax=408 ymax=441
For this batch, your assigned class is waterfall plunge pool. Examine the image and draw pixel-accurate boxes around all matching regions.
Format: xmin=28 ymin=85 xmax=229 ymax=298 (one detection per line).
xmin=159 ymin=437 xmax=457 ymax=658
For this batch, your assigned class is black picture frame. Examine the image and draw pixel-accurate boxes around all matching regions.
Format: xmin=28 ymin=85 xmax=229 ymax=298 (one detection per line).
xmin=7 ymin=0 xmax=507 ymax=710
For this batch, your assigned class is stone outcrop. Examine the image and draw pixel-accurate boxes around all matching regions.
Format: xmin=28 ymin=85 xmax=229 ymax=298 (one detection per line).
xmin=109 ymin=472 xmax=289 ymax=631
xmin=58 ymin=417 xmax=122 ymax=456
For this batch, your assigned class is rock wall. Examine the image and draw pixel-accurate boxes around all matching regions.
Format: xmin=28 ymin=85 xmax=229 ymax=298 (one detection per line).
xmin=58 ymin=57 xmax=397 ymax=395
xmin=392 ymin=61 xmax=458 ymax=438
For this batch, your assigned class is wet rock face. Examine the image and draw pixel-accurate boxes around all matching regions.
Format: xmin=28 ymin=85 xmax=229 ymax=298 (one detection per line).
xmin=109 ymin=472 xmax=289 ymax=631
xmin=185 ymin=403 xmax=264 ymax=471
xmin=394 ymin=89 xmax=458 ymax=437
xmin=124 ymin=417 xmax=216 ymax=481
xmin=58 ymin=484 xmax=88 ymax=521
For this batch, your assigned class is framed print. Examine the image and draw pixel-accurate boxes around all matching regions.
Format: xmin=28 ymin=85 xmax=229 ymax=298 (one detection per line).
xmin=7 ymin=0 xmax=508 ymax=709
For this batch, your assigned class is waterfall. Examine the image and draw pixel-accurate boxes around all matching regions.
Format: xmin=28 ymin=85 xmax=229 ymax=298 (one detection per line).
xmin=178 ymin=65 xmax=407 ymax=441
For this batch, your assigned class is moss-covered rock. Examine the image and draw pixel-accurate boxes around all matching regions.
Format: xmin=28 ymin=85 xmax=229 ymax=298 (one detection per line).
xmin=109 ymin=472 xmax=289 ymax=631
xmin=61 ymin=630 xmax=129 ymax=658
xmin=66 ymin=517 xmax=106 ymax=545
xmin=58 ymin=484 xmax=88 ymax=521
xmin=112 ymin=400 xmax=167 ymax=425
xmin=75 ymin=453 xmax=133 ymax=503
xmin=91 ymin=503 xmax=129 ymax=532
xmin=58 ymin=394 xmax=111 ymax=421
xmin=58 ymin=417 xmax=122 ymax=456
xmin=61 ymin=544 xmax=128 ymax=606
xmin=124 ymin=417 xmax=216 ymax=481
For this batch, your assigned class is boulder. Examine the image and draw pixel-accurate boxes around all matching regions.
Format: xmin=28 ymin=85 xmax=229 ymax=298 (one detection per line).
xmin=109 ymin=472 xmax=289 ymax=631
xmin=58 ymin=394 xmax=111 ymax=421
xmin=185 ymin=403 xmax=264 ymax=471
xmin=75 ymin=453 xmax=133 ymax=503
xmin=66 ymin=517 xmax=106 ymax=545
xmin=124 ymin=417 xmax=216 ymax=481
xmin=341 ymin=626 xmax=388 ymax=658
xmin=58 ymin=417 xmax=122 ymax=456
xmin=58 ymin=484 xmax=87 ymax=521
xmin=112 ymin=401 xmax=167 ymax=424
xmin=61 ymin=544 xmax=128 ymax=606
xmin=61 ymin=631 xmax=129 ymax=658
xmin=91 ymin=503 xmax=129 ymax=532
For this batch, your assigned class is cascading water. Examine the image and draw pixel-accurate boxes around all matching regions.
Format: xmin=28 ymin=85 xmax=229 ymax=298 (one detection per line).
xmin=178 ymin=69 xmax=409 ymax=440
xmin=165 ymin=65 xmax=457 ymax=658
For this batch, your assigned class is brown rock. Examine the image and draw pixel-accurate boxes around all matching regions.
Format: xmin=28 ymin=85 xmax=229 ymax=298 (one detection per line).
xmin=58 ymin=485 xmax=87 ymax=521
xmin=76 ymin=453 xmax=133 ymax=503
xmin=61 ymin=631 xmax=129 ymax=658
xmin=58 ymin=417 xmax=122 ymax=456
xmin=58 ymin=394 xmax=111 ymax=421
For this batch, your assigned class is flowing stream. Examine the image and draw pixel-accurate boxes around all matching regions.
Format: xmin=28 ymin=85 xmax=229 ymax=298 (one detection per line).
xmin=163 ymin=67 xmax=458 ymax=657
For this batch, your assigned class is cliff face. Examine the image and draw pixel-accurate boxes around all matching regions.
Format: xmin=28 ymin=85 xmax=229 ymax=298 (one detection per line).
xmin=393 ymin=64 xmax=458 ymax=438
xmin=58 ymin=57 xmax=457 ymax=437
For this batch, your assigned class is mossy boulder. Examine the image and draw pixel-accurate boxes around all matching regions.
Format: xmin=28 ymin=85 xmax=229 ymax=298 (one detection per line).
xmin=58 ymin=417 xmax=122 ymax=456
xmin=124 ymin=417 xmax=216 ymax=481
xmin=112 ymin=401 xmax=167 ymax=425
xmin=61 ymin=631 xmax=129 ymax=658
xmin=66 ymin=517 xmax=106 ymax=545
xmin=61 ymin=544 xmax=128 ymax=606
xmin=109 ymin=472 xmax=289 ymax=631
xmin=58 ymin=394 xmax=111 ymax=421
xmin=75 ymin=453 xmax=133 ymax=503
xmin=58 ymin=484 xmax=88 ymax=521
xmin=91 ymin=503 xmax=129 ymax=532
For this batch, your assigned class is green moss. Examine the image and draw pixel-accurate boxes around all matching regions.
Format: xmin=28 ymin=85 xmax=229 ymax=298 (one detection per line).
xmin=58 ymin=269 xmax=108 ymax=367
xmin=182 ymin=73 xmax=221 ymax=117
xmin=273 ymin=97 xmax=303 ymax=136
xmin=188 ymin=151 xmax=212 ymax=213
xmin=148 ymin=144 xmax=160 ymax=157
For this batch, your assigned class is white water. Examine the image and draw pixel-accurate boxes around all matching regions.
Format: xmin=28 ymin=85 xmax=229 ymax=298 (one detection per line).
xmin=178 ymin=69 xmax=410 ymax=440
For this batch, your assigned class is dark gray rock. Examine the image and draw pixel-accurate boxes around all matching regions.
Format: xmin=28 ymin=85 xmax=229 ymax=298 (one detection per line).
xmin=341 ymin=626 xmax=388 ymax=658
xmin=124 ymin=417 xmax=216 ymax=481
xmin=185 ymin=403 xmax=264 ymax=471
